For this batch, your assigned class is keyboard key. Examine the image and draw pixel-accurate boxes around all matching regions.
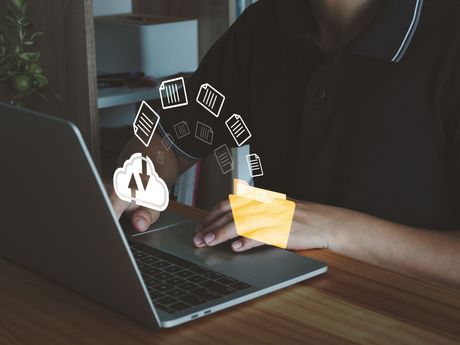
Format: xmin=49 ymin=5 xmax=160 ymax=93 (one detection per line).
xmin=143 ymin=267 xmax=162 ymax=276
xmin=153 ymin=283 xmax=173 ymax=292
xmin=141 ymin=272 xmax=152 ymax=280
xmin=144 ymin=277 xmax=162 ymax=286
xmin=168 ymin=289 xmax=187 ymax=298
xmin=200 ymin=280 xmax=236 ymax=295
xmin=157 ymin=304 xmax=175 ymax=313
xmin=133 ymin=251 xmax=147 ymax=260
xmin=165 ymin=277 xmax=187 ymax=286
xmin=156 ymin=296 xmax=177 ymax=305
xmin=202 ymin=272 xmax=223 ymax=279
xmin=137 ymin=262 xmax=148 ymax=270
xmin=191 ymin=288 xmax=222 ymax=301
xmin=164 ymin=266 xmax=182 ymax=273
xmin=189 ymin=266 xmax=211 ymax=274
xmin=178 ymin=282 xmax=199 ymax=291
xmin=156 ymin=261 xmax=173 ymax=269
xmin=149 ymin=291 xmax=164 ymax=299
xmin=230 ymin=282 xmax=252 ymax=290
xmin=154 ymin=272 xmax=173 ymax=281
xmin=216 ymin=277 xmax=238 ymax=285
xmin=170 ymin=302 xmax=190 ymax=311
xmin=176 ymin=270 xmax=194 ymax=278
xmin=188 ymin=275 xmax=207 ymax=284
xmin=180 ymin=294 xmax=206 ymax=306
xmin=142 ymin=256 xmax=161 ymax=264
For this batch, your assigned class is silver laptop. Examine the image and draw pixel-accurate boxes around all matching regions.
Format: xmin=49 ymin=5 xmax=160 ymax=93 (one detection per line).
xmin=0 ymin=103 xmax=327 ymax=328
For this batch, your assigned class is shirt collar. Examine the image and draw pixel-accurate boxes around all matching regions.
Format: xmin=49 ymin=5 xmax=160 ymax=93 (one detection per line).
xmin=276 ymin=0 xmax=424 ymax=63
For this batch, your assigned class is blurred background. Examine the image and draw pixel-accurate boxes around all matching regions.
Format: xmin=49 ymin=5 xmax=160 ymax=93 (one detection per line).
xmin=0 ymin=0 xmax=257 ymax=210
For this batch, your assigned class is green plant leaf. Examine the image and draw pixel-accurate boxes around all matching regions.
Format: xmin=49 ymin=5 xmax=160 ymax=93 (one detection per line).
xmin=5 ymin=16 xmax=19 ymax=27
xmin=34 ymin=73 xmax=48 ymax=86
xmin=30 ymin=32 xmax=44 ymax=40
xmin=22 ymin=40 xmax=34 ymax=46
xmin=19 ymin=51 xmax=40 ymax=62
xmin=21 ymin=2 xmax=27 ymax=16
xmin=0 ymin=46 xmax=5 ymax=57
xmin=10 ymin=0 xmax=26 ymax=13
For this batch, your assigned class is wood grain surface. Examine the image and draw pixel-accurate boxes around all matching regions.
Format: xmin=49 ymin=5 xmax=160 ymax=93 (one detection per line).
xmin=1 ymin=202 xmax=459 ymax=345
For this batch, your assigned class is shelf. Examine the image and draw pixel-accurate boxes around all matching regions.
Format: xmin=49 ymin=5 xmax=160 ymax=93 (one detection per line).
xmin=97 ymin=85 xmax=160 ymax=109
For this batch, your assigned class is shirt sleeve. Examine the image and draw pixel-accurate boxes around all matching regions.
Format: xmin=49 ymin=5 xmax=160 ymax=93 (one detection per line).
xmin=153 ymin=4 xmax=258 ymax=160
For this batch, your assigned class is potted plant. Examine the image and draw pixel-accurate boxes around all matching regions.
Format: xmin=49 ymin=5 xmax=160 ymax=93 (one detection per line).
xmin=0 ymin=0 xmax=48 ymax=107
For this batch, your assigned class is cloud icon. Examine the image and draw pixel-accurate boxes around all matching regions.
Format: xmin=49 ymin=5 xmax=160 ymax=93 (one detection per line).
xmin=113 ymin=153 xmax=169 ymax=211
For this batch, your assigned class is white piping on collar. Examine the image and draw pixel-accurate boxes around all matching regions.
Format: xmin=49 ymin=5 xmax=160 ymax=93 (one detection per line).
xmin=391 ymin=0 xmax=424 ymax=62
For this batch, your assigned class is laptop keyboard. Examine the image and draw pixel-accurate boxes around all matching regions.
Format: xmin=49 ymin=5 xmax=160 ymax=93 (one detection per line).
xmin=129 ymin=241 xmax=252 ymax=314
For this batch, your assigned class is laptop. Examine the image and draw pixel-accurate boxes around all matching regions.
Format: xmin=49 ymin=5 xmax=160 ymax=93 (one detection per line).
xmin=0 ymin=103 xmax=327 ymax=329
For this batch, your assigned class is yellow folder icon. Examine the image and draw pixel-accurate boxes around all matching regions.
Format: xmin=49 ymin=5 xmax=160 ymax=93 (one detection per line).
xmin=229 ymin=180 xmax=295 ymax=249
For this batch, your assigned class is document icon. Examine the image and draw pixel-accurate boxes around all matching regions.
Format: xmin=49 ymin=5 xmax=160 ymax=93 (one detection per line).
xmin=133 ymin=101 xmax=160 ymax=147
xmin=195 ymin=121 xmax=214 ymax=145
xmin=161 ymin=133 xmax=174 ymax=151
xmin=225 ymin=114 xmax=252 ymax=146
xmin=246 ymin=154 xmax=264 ymax=177
xmin=196 ymin=83 xmax=225 ymax=117
xmin=160 ymin=77 xmax=188 ymax=109
xmin=214 ymin=144 xmax=234 ymax=174
xmin=157 ymin=151 xmax=165 ymax=165
xmin=174 ymin=121 xmax=190 ymax=139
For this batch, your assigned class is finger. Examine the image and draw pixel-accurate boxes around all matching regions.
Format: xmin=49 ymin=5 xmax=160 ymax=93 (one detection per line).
xmin=110 ymin=192 xmax=130 ymax=219
xmin=131 ymin=208 xmax=161 ymax=232
xmin=196 ymin=200 xmax=232 ymax=232
xmin=231 ymin=237 xmax=264 ymax=252
xmin=193 ymin=212 xmax=234 ymax=247
xmin=193 ymin=221 xmax=238 ymax=247
xmin=197 ymin=211 xmax=234 ymax=235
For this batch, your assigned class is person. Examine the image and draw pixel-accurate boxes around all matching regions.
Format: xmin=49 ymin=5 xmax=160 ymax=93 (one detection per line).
xmin=111 ymin=0 xmax=460 ymax=288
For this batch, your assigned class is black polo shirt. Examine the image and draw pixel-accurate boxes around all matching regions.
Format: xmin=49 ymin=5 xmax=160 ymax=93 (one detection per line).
xmin=158 ymin=0 xmax=460 ymax=230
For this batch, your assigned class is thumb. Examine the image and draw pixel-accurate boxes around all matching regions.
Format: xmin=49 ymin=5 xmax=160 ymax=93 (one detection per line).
xmin=110 ymin=191 xmax=131 ymax=219
xmin=132 ymin=208 xmax=161 ymax=232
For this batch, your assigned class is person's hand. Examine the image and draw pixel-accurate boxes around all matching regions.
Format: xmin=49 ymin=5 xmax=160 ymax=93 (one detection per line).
xmin=110 ymin=190 xmax=160 ymax=232
xmin=193 ymin=200 xmax=334 ymax=252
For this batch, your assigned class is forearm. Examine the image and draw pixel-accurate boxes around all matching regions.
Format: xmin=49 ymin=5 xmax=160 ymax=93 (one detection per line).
xmin=318 ymin=204 xmax=460 ymax=288
xmin=119 ymin=134 xmax=196 ymax=189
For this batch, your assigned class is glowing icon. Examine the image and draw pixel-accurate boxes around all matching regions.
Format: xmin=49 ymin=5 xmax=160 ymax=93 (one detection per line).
xmin=161 ymin=133 xmax=174 ymax=151
xmin=159 ymin=77 xmax=188 ymax=109
xmin=195 ymin=121 xmax=214 ymax=145
xmin=196 ymin=83 xmax=225 ymax=118
xmin=246 ymin=154 xmax=264 ymax=177
xmin=225 ymin=114 xmax=251 ymax=146
xmin=229 ymin=179 xmax=295 ymax=249
xmin=214 ymin=144 xmax=234 ymax=174
xmin=133 ymin=101 xmax=159 ymax=147
xmin=174 ymin=121 xmax=190 ymax=139
xmin=113 ymin=153 xmax=169 ymax=211
xmin=157 ymin=151 xmax=165 ymax=165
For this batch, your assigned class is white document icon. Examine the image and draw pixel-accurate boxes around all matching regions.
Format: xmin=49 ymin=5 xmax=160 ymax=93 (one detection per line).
xmin=214 ymin=144 xmax=234 ymax=174
xmin=195 ymin=121 xmax=214 ymax=145
xmin=160 ymin=77 xmax=188 ymax=109
xmin=133 ymin=101 xmax=160 ymax=147
xmin=246 ymin=154 xmax=264 ymax=177
xmin=157 ymin=151 xmax=165 ymax=165
xmin=161 ymin=133 xmax=174 ymax=151
xmin=196 ymin=83 xmax=225 ymax=117
xmin=174 ymin=121 xmax=190 ymax=139
xmin=225 ymin=114 xmax=252 ymax=146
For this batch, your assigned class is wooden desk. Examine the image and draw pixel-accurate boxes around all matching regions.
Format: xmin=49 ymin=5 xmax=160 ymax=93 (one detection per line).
xmin=1 ymin=202 xmax=459 ymax=345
